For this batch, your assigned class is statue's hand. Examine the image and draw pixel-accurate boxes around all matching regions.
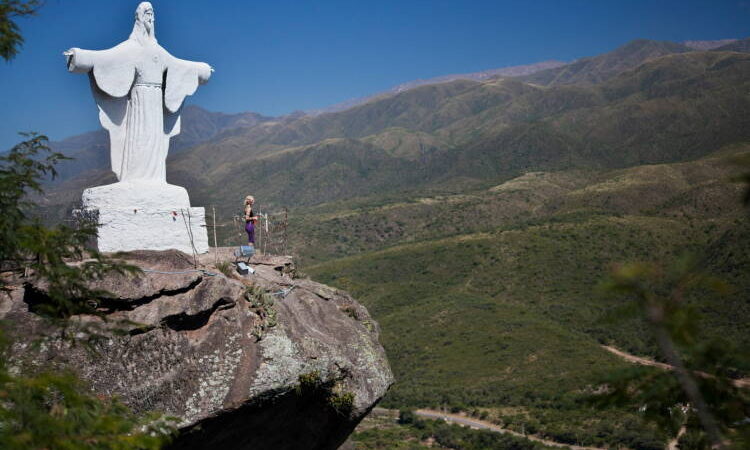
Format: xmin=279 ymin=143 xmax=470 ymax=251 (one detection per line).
xmin=63 ymin=48 xmax=77 ymax=68
xmin=197 ymin=64 xmax=214 ymax=84
xmin=63 ymin=49 xmax=76 ymax=71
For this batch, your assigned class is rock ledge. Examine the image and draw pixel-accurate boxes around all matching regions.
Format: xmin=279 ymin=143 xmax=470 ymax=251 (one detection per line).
xmin=2 ymin=250 xmax=393 ymax=450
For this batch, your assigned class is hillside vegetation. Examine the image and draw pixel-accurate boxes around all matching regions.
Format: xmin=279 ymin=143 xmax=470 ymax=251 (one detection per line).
xmin=288 ymin=145 xmax=746 ymax=263
xmin=306 ymin=147 xmax=749 ymax=448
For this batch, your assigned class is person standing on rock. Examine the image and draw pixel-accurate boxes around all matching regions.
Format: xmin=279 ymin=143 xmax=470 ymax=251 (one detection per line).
xmin=244 ymin=195 xmax=258 ymax=248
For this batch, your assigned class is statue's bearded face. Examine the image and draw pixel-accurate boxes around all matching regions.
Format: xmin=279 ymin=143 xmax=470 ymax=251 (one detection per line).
xmin=141 ymin=7 xmax=154 ymax=31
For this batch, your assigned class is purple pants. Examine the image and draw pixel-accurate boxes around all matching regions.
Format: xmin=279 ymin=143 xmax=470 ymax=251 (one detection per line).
xmin=245 ymin=221 xmax=255 ymax=244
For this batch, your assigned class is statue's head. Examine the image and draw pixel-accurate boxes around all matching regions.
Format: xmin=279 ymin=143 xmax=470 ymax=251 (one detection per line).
xmin=130 ymin=2 xmax=157 ymax=44
xmin=135 ymin=2 xmax=155 ymax=33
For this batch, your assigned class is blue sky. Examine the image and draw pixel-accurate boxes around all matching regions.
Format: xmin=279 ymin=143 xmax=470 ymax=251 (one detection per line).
xmin=1 ymin=0 xmax=748 ymax=149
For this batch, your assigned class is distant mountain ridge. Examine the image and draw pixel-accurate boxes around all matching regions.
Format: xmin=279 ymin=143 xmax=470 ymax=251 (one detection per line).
xmin=315 ymin=37 xmax=742 ymax=114
xmin=308 ymin=60 xmax=567 ymax=115
xmin=716 ymin=37 xmax=750 ymax=52
xmin=683 ymin=38 xmax=738 ymax=50
xmin=521 ymin=39 xmax=693 ymax=86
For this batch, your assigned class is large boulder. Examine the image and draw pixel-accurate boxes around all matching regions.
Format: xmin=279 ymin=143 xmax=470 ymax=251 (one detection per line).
xmin=2 ymin=250 xmax=393 ymax=450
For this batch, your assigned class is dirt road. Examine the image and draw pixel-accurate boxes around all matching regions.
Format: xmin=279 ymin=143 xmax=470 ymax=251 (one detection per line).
xmin=602 ymin=345 xmax=750 ymax=388
xmin=372 ymin=407 xmax=605 ymax=450
xmin=368 ymin=346 xmax=748 ymax=449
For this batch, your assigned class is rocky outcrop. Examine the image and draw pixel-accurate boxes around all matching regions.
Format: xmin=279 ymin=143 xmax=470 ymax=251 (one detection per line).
xmin=1 ymin=250 xmax=393 ymax=450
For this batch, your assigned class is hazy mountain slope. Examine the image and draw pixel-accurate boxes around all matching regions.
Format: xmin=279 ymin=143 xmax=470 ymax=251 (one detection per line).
xmin=47 ymin=129 xmax=110 ymax=182
xmin=521 ymin=39 xmax=692 ymax=86
xmin=715 ymin=37 xmax=750 ymax=52
xmin=171 ymin=105 xmax=273 ymax=150
xmin=683 ymin=38 xmax=738 ymax=50
xmin=457 ymin=51 xmax=750 ymax=173
xmin=46 ymin=105 xmax=273 ymax=184
xmin=314 ymin=35 xmax=745 ymax=116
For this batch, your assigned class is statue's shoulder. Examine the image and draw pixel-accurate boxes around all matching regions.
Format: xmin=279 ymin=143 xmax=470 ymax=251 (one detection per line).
xmin=89 ymin=39 xmax=140 ymax=60
xmin=155 ymin=44 xmax=175 ymax=61
xmin=100 ymin=39 xmax=137 ymax=52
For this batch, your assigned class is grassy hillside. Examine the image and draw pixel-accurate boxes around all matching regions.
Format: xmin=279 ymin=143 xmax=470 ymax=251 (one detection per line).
xmin=284 ymin=146 xmax=746 ymax=263
xmin=306 ymin=216 xmax=687 ymax=447
xmin=351 ymin=413 xmax=562 ymax=449
xmin=301 ymin=148 xmax=749 ymax=448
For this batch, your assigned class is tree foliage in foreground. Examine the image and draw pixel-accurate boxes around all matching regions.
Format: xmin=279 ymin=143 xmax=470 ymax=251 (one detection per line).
xmin=597 ymin=258 xmax=750 ymax=449
xmin=0 ymin=133 xmax=139 ymax=325
xmin=0 ymin=134 xmax=174 ymax=448
xmin=0 ymin=0 xmax=39 ymax=61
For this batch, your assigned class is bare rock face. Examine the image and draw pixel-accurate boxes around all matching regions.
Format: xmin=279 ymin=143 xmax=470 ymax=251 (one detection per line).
xmin=1 ymin=250 xmax=393 ymax=450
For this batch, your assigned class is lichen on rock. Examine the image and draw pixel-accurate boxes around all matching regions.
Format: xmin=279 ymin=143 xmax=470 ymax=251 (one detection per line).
xmin=1 ymin=250 xmax=393 ymax=450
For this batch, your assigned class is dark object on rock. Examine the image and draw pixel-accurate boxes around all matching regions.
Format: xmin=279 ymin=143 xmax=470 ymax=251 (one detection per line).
xmin=236 ymin=261 xmax=251 ymax=275
xmin=2 ymin=250 xmax=393 ymax=450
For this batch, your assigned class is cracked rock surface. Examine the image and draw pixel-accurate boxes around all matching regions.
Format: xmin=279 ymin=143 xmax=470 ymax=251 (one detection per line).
xmin=1 ymin=250 xmax=393 ymax=450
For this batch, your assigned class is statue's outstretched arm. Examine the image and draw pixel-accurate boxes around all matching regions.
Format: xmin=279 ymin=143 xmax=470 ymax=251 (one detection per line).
xmin=64 ymin=47 xmax=96 ymax=73
xmin=163 ymin=53 xmax=213 ymax=113
xmin=62 ymin=42 xmax=136 ymax=98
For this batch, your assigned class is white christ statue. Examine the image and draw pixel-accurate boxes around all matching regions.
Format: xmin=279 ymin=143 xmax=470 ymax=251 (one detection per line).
xmin=64 ymin=1 xmax=213 ymax=183
xmin=64 ymin=2 xmax=213 ymax=254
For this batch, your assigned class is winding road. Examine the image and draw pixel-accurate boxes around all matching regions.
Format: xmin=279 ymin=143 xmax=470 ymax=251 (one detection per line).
xmin=414 ymin=409 xmax=603 ymax=450
xmin=372 ymin=407 xmax=604 ymax=450
xmin=371 ymin=346 xmax=747 ymax=449
xmin=602 ymin=345 xmax=750 ymax=388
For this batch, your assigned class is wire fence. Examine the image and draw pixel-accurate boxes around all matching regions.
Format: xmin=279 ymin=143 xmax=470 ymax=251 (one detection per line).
xmin=63 ymin=203 xmax=289 ymax=265
xmin=208 ymin=206 xmax=289 ymax=256
xmin=67 ymin=204 xmax=290 ymax=260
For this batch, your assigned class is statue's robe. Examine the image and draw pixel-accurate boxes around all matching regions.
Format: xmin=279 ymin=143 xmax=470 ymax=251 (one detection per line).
xmin=67 ymin=39 xmax=211 ymax=182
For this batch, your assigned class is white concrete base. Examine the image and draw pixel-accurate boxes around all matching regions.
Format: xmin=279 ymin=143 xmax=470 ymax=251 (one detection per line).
xmin=82 ymin=181 xmax=191 ymax=208
xmin=81 ymin=181 xmax=209 ymax=254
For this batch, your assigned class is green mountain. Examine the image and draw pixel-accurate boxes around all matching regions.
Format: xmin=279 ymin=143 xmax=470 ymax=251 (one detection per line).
xmin=286 ymin=143 xmax=747 ymax=263
xmin=164 ymin=50 xmax=750 ymax=223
